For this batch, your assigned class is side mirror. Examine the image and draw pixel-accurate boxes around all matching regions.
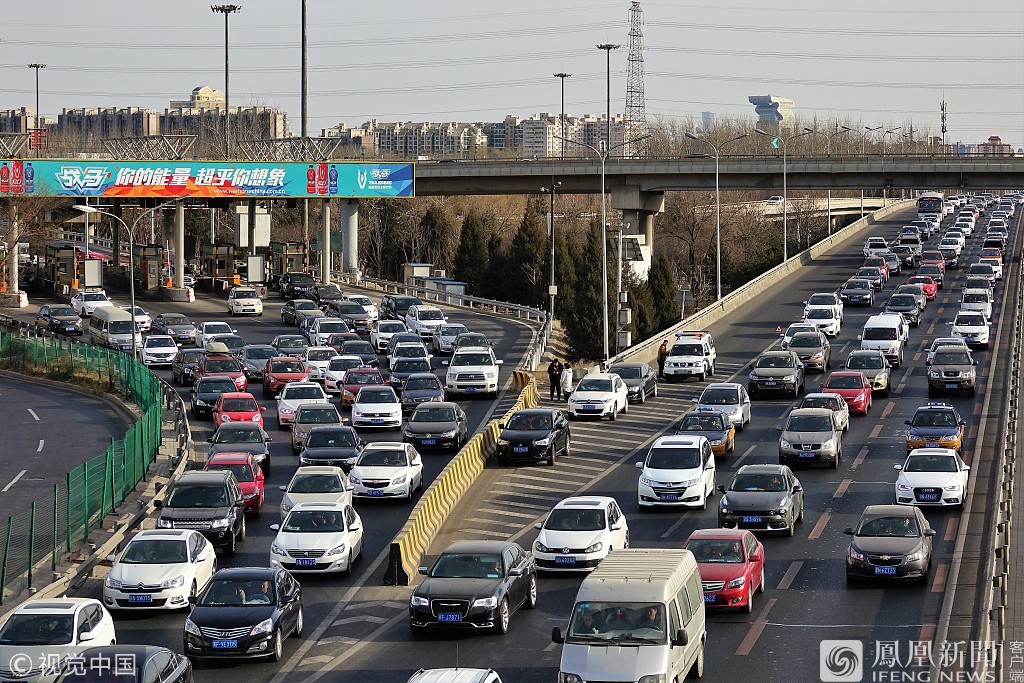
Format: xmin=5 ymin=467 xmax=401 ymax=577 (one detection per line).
xmin=105 ymin=553 xmax=117 ymax=563
xmin=611 ymin=523 xmax=622 ymax=531
xmin=496 ymin=360 xmax=504 ymax=365
xmin=279 ymin=485 xmax=287 ymax=492
xmin=418 ymin=566 xmax=429 ymax=576
xmin=925 ymin=359 xmax=931 ymax=366
xmin=551 ymin=627 xmax=564 ymax=644
xmin=509 ymin=567 xmax=523 ymax=576
xmin=78 ymin=631 xmax=95 ymax=643
xmin=498 ymin=423 xmax=505 ymax=430
xmin=206 ymin=437 xmax=214 ymax=443
xmin=671 ymin=629 xmax=689 ymax=647
xmin=261 ymin=406 xmax=268 ymax=412
xmin=857 ymin=335 xmax=863 ymax=341
xmin=792 ymin=484 xmax=803 ymax=493
xmin=188 ymin=595 xmax=198 ymax=605
xmin=534 ymin=522 xmax=542 ymax=530
xmin=962 ymin=464 xmax=971 ymax=471
xmin=818 ymin=383 xmax=825 ymax=388
xmin=265 ymin=437 xmax=273 ymax=442
xmin=717 ymin=485 xmax=726 ymax=494
xmin=904 ymin=420 xmax=912 ymax=426
xmin=924 ymin=529 xmax=937 ymax=537
xmin=776 ymin=426 xmax=783 ymax=432
xmin=270 ymin=524 xmax=280 ymax=531
xmin=153 ymin=500 xmax=163 ymax=509
xmin=843 ymin=527 xmax=854 ymax=535
xmin=635 ymin=462 xmax=643 ymax=470
xmin=442 ymin=360 xmax=449 ymax=366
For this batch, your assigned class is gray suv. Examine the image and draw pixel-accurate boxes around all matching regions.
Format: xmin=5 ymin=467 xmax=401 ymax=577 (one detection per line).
xmin=718 ymin=464 xmax=804 ymax=536
xmin=291 ymin=402 xmax=344 ymax=452
xmin=778 ymin=408 xmax=842 ymax=469
xmin=926 ymin=345 xmax=978 ymax=397
xmin=788 ymin=330 xmax=831 ymax=373
xmin=748 ymin=350 xmax=805 ymax=398
xmin=154 ymin=470 xmax=247 ymax=555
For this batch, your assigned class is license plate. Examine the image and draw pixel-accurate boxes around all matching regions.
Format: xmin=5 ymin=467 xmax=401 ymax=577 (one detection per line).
xmin=742 ymin=516 xmax=763 ymax=523
xmin=874 ymin=566 xmax=897 ymax=575
xmin=704 ymin=594 xmax=716 ymax=603
xmin=925 ymin=443 xmax=941 ymax=448
xmin=127 ymin=594 xmax=152 ymax=603
xmin=121 ymin=345 xmax=132 ymax=351
xmin=555 ymin=556 xmax=577 ymax=565
xmin=513 ymin=446 xmax=529 ymax=453
xmin=212 ymin=640 xmax=238 ymax=649
xmin=660 ymin=493 xmax=679 ymax=501
xmin=946 ymin=383 xmax=960 ymax=389
xmin=918 ymin=493 xmax=940 ymax=501
xmin=421 ymin=439 xmax=436 ymax=446
xmin=65 ymin=326 xmax=75 ymax=332
xmin=963 ymin=338 xmax=974 ymax=342
xmin=296 ymin=558 xmax=317 ymax=567
xmin=438 ymin=613 xmax=462 ymax=622
xmin=763 ymin=381 xmax=777 ymax=386
xmin=799 ymin=452 xmax=816 ymax=458
xmin=367 ymin=489 xmax=384 ymax=497
xmin=371 ymin=418 xmax=383 ymax=424
xmin=465 ymin=387 xmax=477 ymax=392
xmin=582 ymin=405 xmax=597 ymax=411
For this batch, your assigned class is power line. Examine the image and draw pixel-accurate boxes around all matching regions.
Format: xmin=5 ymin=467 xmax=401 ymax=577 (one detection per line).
xmin=647 ymin=46 xmax=1021 ymax=64
xmin=647 ymin=20 xmax=1023 ymax=38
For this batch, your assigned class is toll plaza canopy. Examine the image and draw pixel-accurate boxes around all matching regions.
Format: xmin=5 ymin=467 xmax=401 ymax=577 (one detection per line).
xmin=0 ymin=160 xmax=414 ymax=199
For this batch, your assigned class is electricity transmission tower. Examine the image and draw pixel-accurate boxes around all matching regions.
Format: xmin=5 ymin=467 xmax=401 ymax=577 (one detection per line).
xmin=623 ymin=1 xmax=648 ymax=158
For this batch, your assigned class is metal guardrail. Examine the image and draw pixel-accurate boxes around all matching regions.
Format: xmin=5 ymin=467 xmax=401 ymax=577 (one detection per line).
xmin=0 ymin=317 xmax=166 ymax=605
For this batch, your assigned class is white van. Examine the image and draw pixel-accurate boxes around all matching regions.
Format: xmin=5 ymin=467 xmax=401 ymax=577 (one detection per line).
xmin=89 ymin=306 xmax=142 ymax=352
xmin=553 ymin=549 xmax=707 ymax=681
xmin=859 ymin=313 xmax=908 ymax=367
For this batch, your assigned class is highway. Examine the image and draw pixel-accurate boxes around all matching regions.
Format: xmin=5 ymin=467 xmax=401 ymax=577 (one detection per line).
xmin=0 ymin=376 xmax=129 ymax=523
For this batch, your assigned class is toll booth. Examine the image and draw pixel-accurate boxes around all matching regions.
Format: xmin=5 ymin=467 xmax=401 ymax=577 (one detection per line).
xmin=201 ymin=245 xmax=235 ymax=278
xmin=45 ymin=244 xmax=79 ymax=288
xmin=137 ymin=245 xmax=164 ymax=293
xmin=269 ymin=242 xmax=308 ymax=286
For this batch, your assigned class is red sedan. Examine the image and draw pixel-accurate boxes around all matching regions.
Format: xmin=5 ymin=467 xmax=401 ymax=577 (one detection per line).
xmin=863 ymin=256 xmax=890 ymax=280
xmin=195 ymin=354 xmax=247 ymax=391
xmin=262 ymin=356 xmax=309 ymax=397
xmin=203 ymin=452 xmax=265 ymax=514
xmin=820 ymin=371 xmax=872 ymax=415
xmin=683 ymin=528 xmax=765 ymax=613
xmin=905 ymin=275 xmax=938 ymax=300
xmin=980 ymin=247 xmax=1003 ymax=264
xmin=340 ymin=368 xmax=387 ymax=406
xmin=212 ymin=391 xmax=266 ymax=428
xmin=920 ymin=251 xmax=946 ymax=273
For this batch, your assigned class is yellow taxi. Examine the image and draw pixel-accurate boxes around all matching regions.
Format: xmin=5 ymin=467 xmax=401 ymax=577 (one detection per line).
xmin=905 ymin=402 xmax=966 ymax=454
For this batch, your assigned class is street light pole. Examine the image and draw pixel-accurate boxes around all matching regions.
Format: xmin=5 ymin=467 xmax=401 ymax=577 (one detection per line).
xmin=541 ymin=182 xmax=561 ymax=318
xmin=755 ymin=128 xmax=813 ymax=260
xmin=27 ymin=64 xmax=45 ymax=156
xmin=301 ymin=0 xmax=309 ymax=249
xmin=880 ymin=127 xmax=902 ymax=203
xmin=685 ymin=132 xmax=748 ymax=300
xmin=212 ymin=4 xmax=242 ymax=159
xmin=863 ymin=126 xmax=882 ymax=216
xmin=553 ymin=73 xmax=572 ymax=159
xmin=596 ymin=44 xmax=620 ymax=151
xmin=805 ymin=125 xmax=853 ymax=235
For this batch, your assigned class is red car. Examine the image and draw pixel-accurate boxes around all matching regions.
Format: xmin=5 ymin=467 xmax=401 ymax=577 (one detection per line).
xmin=820 ymin=371 xmax=872 ymax=414
xmin=340 ymin=368 xmax=387 ymax=406
xmin=212 ymin=391 xmax=266 ymax=428
xmin=905 ymin=275 xmax=938 ymax=300
xmin=203 ymin=452 xmax=265 ymax=514
xmin=980 ymin=247 xmax=1003 ymax=264
xmin=195 ymin=354 xmax=247 ymax=391
xmin=683 ymin=528 xmax=765 ymax=613
xmin=262 ymin=356 xmax=309 ymax=397
xmin=863 ymin=256 xmax=890 ymax=280
xmin=920 ymin=251 xmax=946 ymax=273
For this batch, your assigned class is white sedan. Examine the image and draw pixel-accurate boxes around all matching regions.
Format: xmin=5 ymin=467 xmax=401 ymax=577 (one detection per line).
xmin=370 ymin=320 xmax=409 ymax=353
xmin=323 ymin=355 xmax=368 ymax=394
xmin=121 ymin=305 xmax=152 ymax=331
xmin=894 ymin=448 xmax=970 ymax=509
xmin=276 ymin=381 xmax=330 ymax=429
xmin=103 ymin=529 xmax=216 ymax=611
xmin=532 ymin=496 xmax=629 ymax=572
xmin=351 ymin=385 xmax=402 ymax=429
xmin=71 ymin=290 xmax=114 ymax=317
xmin=270 ymin=502 xmax=364 ymax=575
xmin=567 ymin=373 xmax=628 ymax=421
xmin=0 ymin=598 xmax=117 ymax=676
xmin=349 ymin=442 xmax=424 ymax=501
xmin=139 ymin=335 xmax=179 ymax=366
xmin=951 ymin=311 xmax=991 ymax=348
xmin=195 ymin=321 xmax=236 ymax=348
xmin=279 ymin=466 xmax=353 ymax=521
xmin=803 ymin=307 xmax=841 ymax=337
xmin=802 ymin=292 xmax=844 ymax=321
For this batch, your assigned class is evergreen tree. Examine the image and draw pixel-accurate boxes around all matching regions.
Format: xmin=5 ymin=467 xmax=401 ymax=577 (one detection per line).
xmin=624 ymin=268 xmax=657 ymax=344
xmin=647 ymin=253 xmax=679 ymax=331
xmin=481 ymin=232 xmax=508 ymax=301
xmin=562 ymin=220 xmax=611 ymax=361
xmin=452 ymin=210 xmax=487 ymax=293
xmin=419 ymin=204 xmax=459 ymax=274
xmin=507 ymin=199 xmax=549 ymax=308
xmin=551 ymin=228 xmax=578 ymax=321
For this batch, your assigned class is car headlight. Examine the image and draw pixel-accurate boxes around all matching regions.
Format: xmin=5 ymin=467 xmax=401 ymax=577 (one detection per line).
xmin=280 ymin=407 xmax=294 ymax=415
xmin=782 ymin=374 xmax=797 ymax=382
xmin=535 ymin=540 xmax=552 ymax=553
xmin=560 ymin=675 xmax=585 ymax=683
xmin=210 ymin=518 xmax=230 ymax=529
xmin=681 ymin=477 xmax=700 ymax=488
xmin=441 ymin=429 xmax=458 ymax=438
xmin=184 ymin=618 xmax=202 ymax=637
xmin=105 ymin=576 xmax=123 ymax=589
xmin=497 ymin=438 xmax=509 ymax=446
xmin=583 ymin=542 xmax=604 ymax=554
xmin=271 ymin=542 xmax=286 ymax=555
xmin=392 ymin=475 xmax=407 ymax=486
xmin=906 ymin=550 xmax=924 ymax=562
xmin=640 ymin=476 xmax=654 ymax=487
xmin=898 ymin=483 xmax=912 ymax=492
xmin=638 ymin=676 xmax=666 ymax=683
xmin=849 ymin=547 xmax=866 ymax=561
xmin=411 ymin=595 xmax=429 ymax=607
xmin=327 ymin=543 xmax=347 ymax=556
xmin=726 ymin=577 xmax=746 ymax=589
xmin=350 ymin=475 xmax=361 ymax=485
xmin=811 ymin=352 xmax=824 ymax=360
xmin=822 ymin=439 xmax=836 ymax=450
xmin=473 ymin=596 xmax=498 ymax=609
xmin=343 ymin=390 xmax=355 ymax=399
xmin=710 ymin=440 xmax=723 ymax=446
xmin=157 ymin=518 xmax=172 ymax=529
xmin=251 ymin=618 xmax=274 ymax=637
xmin=780 ymin=439 xmax=792 ymax=450
xmin=352 ymin=409 xmax=362 ymax=417
xmin=929 ymin=371 xmax=942 ymax=378
xmin=534 ymin=437 xmax=552 ymax=446
xmin=194 ymin=399 xmax=207 ymax=407
xmin=748 ymin=372 xmax=760 ymax=381
xmin=161 ymin=575 xmax=186 ymax=589
xmin=221 ymin=414 xmax=232 ymax=422
xmin=251 ymin=414 xmax=262 ymax=423
xmin=944 ymin=483 xmax=963 ymax=491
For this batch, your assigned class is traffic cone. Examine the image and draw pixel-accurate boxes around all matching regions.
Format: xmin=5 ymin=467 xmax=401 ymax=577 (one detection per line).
xmin=775 ymin=325 xmax=782 ymax=333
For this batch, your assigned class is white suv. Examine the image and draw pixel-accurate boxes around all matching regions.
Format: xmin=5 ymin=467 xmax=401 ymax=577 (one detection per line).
xmin=663 ymin=331 xmax=716 ymax=382
xmin=405 ymin=305 xmax=447 ymax=339
xmin=227 ymin=287 xmax=263 ymax=317
xmin=444 ymin=347 xmax=502 ymax=398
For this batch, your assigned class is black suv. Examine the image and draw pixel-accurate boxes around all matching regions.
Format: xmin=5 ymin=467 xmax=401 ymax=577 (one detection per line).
xmin=154 ymin=471 xmax=247 ymax=555
xmin=279 ymin=272 xmax=317 ymax=300
xmin=381 ymin=294 xmax=423 ymax=321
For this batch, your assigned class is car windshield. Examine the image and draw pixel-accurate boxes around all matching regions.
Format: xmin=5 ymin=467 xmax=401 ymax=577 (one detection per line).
xmin=357 ymin=449 xmax=408 ymax=467
xmin=451 ymin=352 xmax=493 ymax=366
xmin=205 ymin=359 xmax=240 ymax=373
xmin=282 ymin=387 xmax=324 ymax=400
xmin=146 ymin=337 xmax=176 ymax=349
xmin=295 ymin=301 xmax=319 ymax=311
xmin=800 ymin=396 xmax=838 ymax=410
xmin=888 ymin=296 xmax=917 ymax=307
xmin=412 ymin=407 xmax=456 ymax=422
xmin=576 ymin=378 xmax=612 ymax=393
xmin=221 ymin=337 xmax=245 ymax=353
xmin=418 ymin=309 xmax=445 ymax=320
xmin=328 ymin=357 xmax=362 ymax=372
xmin=856 ymin=516 xmax=920 ymax=537
xmin=545 ymin=508 xmax=606 ymax=531
xmin=318 ymin=322 xmax=349 ymax=333
xmin=335 ymin=304 xmax=365 ymax=315
xmin=963 ymin=293 xmax=987 ymax=303
xmin=847 ymin=355 xmax=884 ymax=370
xmin=271 ymin=361 xmax=305 ymax=374
xmin=864 ymin=327 xmax=897 ymax=341
xmin=609 ymin=366 xmax=642 ymax=379
xmin=506 ymin=412 xmax=552 ymax=430
xmin=232 ymin=290 xmax=257 ymax=299
xmin=394 ymin=360 xmax=431 ymax=373
xmin=204 ymin=323 xmax=232 ymax=334
xmin=755 ymin=355 xmax=794 ymax=369
xmin=405 ymin=376 xmax=440 ymax=390
xmin=378 ymin=322 xmax=406 ymax=333
xmin=213 ymin=427 xmax=263 ymax=444
xmin=221 ymin=398 xmax=258 ymax=412
xmin=565 ymin=601 xmax=668 ymax=644
xmin=108 ymin=321 xmax=134 ymax=335
xmin=730 ymin=472 xmax=788 ymax=492
xmin=282 ymin=509 xmax=345 ymax=533
xmin=120 ymin=539 xmax=188 ymax=564
xmin=200 ymin=578 xmax=277 ymax=607
xmin=358 ymin=389 xmax=396 ymax=404
xmin=208 ymin=463 xmax=254 ymax=483
xmin=439 ymin=325 xmax=468 ymax=336
xmin=809 ymin=294 xmax=835 ymax=305
xmin=969 ymin=266 xmax=993 ymax=275
xmin=83 ymin=294 xmax=107 ymax=302
xmin=317 ymin=286 xmax=343 ymax=297
xmin=0 ymin=614 xmax=74 ymax=645
xmin=826 ymin=376 xmax=863 ymax=389
xmin=789 ymin=336 xmax=821 ymax=349
xmin=857 ymin=269 xmax=879 ymax=277
xmin=940 ymin=249 xmax=957 ymax=257
xmin=456 ymin=335 xmax=489 ymax=347
xmin=787 ymin=415 xmax=833 ymax=431
xmin=342 ymin=342 xmax=375 ymax=355
xmin=919 ymin=266 xmax=940 ymax=275
xmin=347 ymin=296 xmax=371 ymax=306
xmin=162 ymin=315 xmax=190 ymax=326
xmin=670 ymin=344 xmax=703 ymax=356
xmin=297 ymin=407 xmax=340 ymax=424
xmin=346 ymin=372 xmax=381 ymax=385
xmin=306 ymin=429 xmax=356 ymax=448
xmin=678 ymin=414 xmax=725 ymax=431
xmin=307 ymin=349 xmax=336 ymax=362
xmin=956 ymin=314 xmax=986 ymax=326
xmin=933 ymin=352 xmax=971 ymax=365
xmin=905 ymin=455 xmax=959 ymax=473
xmin=197 ymin=379 xmax=236 ymax=393
xmin=245 ymin=347 xmax=276 ymax=360
xmin=912 ymin=411 xmax=958 ymax=427
xmin=166 ymin=484 xmax=230 ymax=507
xmin=806 ymin=309 xmax=834 ymax=319
xmin=686 ymin=539 xmax=745 ymax=564
xmin=277 ymin=338 xmax=307 ymax=349
xmin=51 ymin=306 xmax=78 ymax=317
xmin=289 ymin=474 xmax=346 ymax=493
xmin=646 ymin=447 xmax=701 ymax=470
xmin=430 ymin=552 xmax=503 ymax=579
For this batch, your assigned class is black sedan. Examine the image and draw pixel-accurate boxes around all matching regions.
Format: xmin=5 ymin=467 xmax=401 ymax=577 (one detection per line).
xmin=838 ymin=278 xmax=875 ymax=306
xmin=884 ymin=294 xmax=922 ymax=326
xmin=389 ymin=358 xmax=432 ymax=393
xmin=298 ymin=425 xmax=365 ymax=470
xmin=190 ymin=376 xmax=237 ymax=418
xmin=184 ymin=567 xmax=303 ymax=662
xmin=403 ymin=402 xmax=468 ymax=452
xmin=151 ymin=313 xmax=198 ymax=345
xmin=341 ymin=340 xmax=379 ymax=368
xmin=55 ymin=645 xmax=192 ymax=683
xmin=35 ymin=304 xmax=83 ymax=336
xmin=173 ymin=348 xmax=208 ymax=386
xmin=844 ymin=505 xmax=935 ymax=583
xmin=272 ymin=334 xmax=309 ymax=358
xmin=399 ymin=372 xmax=446 ymax=411
xmin=608 ymin=362 xmax=658 ymax=404
xmin=279 ymin=272 xmax=317 ymax=300
xmin=496 ymin=409 xmax=571 ymax=466
xmin=410 ymin=541 xmax=537 ymax=635
xmin=207 ymin=423 xmax=273 ymax=473
xmin=311 ymin=284 xmax=346 ymax=307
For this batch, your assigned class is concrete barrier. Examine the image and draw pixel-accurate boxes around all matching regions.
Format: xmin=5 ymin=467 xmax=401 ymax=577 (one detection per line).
xmin=384 ymin=372 xmax=538 ymax=585
xmin=602 ymin=200 xmax=914 ymax=369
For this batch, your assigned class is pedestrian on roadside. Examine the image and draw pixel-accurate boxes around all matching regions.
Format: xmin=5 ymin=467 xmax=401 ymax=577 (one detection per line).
xmin=657 ymin=340 xmax=669 ymax=380
xmin=547 ymin=359 xmax=562 ymax=401
xmin=560 ymin=362 xmax=574 ymax=401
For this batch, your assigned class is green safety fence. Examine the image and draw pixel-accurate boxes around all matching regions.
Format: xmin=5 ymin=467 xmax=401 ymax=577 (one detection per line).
xmin=0 ymin=330 xmax=163 ymax=604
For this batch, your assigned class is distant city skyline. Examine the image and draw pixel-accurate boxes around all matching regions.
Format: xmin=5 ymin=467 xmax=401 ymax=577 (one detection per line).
xmin=0 ymin=0 xmax=1020 ymax=149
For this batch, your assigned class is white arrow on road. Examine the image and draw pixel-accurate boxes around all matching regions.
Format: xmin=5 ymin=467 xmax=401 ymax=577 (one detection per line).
xmin=331 ymin=615 xmax=388 ymax=627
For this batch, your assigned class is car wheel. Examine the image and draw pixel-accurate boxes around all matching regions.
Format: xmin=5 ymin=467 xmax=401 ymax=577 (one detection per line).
xmin=293 ymin=606 xmax=304 ymax=638
xmin=342 ymin=550 xmax=354 ymax=577
xmin=494 ymin=597 xmax=510 ymax=635
xmin=729 ymin=435 xmax=736 ymax=453
xmin=744 ymin=584 xmax=754 ymax=613
xmin=698 ymin=371 xmax=706 ymax=382
xmin=610 ymin=408 xmax=617 ymax=422
xmin=798 ymin=500 xmax=805 ymax=522
xmin=758 ymin=567 xmax=766 ymax=593
xmin=270 ymin=629 xmax=284 ymax=662
xmin=525 ymin=574 xmax=538 ymax=609
xmin=546 ymin=447 xmax=555 ymax=466
xmin=564 ymin=436 xmax=572 ymax=457
xmin=832 ymin=451 xmax=841 ymax=470
xmin=638 ymin=390 xmax=645 ymax=405
xmin=189 ymin=580 xmax=198 ymax=604
xmin=786 ymin=520 xmax=795 ymax=537
xmin=237 ymin=516 xmax=246 ymax=541
xmin=687 ymin=644 xmax=705 ymax=679
xmin=225 ymin=530 xmax=236 ymax=557
xmin=497 ymin=455 xmax=508 ymax=466
xmin=653 ymin=384 xmax=658 ymax=398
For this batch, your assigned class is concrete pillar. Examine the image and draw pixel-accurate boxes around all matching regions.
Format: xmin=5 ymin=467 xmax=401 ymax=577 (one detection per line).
xmin=174 ymin=200 xmax=185 ymax=288
xmin=7 ymin=204 xmax=18 ymax=294
xmin=247 ymin=200 xmax=257 ymax=257
xmin=340 ymin=199 xmax=359 ymax=273
xmin=320 ymin=199 xmax=331 ymax=285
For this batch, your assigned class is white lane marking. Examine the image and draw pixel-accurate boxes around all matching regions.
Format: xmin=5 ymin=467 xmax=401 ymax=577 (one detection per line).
xmin=36 ymin=440 xmax=44 ymax=452
xmin=27 ymin=409 xmax=39 ymax=421
xmin=731 ymin=444 xmax=758 ymax=468
xmin=2 ymin=470 xmax=27 ymax=492
xmin=661 ymin=514 xmax=691 ymax=540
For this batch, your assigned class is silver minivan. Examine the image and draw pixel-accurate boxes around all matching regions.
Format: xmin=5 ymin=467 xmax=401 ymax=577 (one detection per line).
xmin=89 ymin=306 xmax=142 ymax=352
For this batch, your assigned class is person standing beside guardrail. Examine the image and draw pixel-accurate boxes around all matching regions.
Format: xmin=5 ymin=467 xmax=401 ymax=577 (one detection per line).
xmin=547 ymin=359 xmax=562 ymax=401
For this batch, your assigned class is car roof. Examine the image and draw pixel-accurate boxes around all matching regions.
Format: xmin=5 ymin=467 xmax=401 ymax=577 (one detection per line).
xmin=14 ymin=598 xmax=99 ymax=613
xmin=579 ymin=372 xmax=615 ymax=380
xmin=703 ymin=382 xmax=743 ymax=390
xmin=652 ymin=435 xmax=705 ymax=447
xmin=554 ymin=496 xmax=617 ymax=509
xmin=788 ymin=408 xmax=834 ymax=417
xmin=686 ymin=528 xmax=749 ymax=541
xmin=130 ymin=529 xmax=190 ymax=540
xmin=211 ymin=567 xmax=279 ymax=580
xmin=408 ymin=669 xmax=498 ymax=683
xmin=292 ymin=465 xmax=345 ymax=475
xmin=217 ymin=392 xmax=255 ymax=400
xmin=290 ymin=501 xmax=346 ymax=512
xmin=207 ymin=452 xmax=255 ymax=464
xmin=511 ymin=408 xmax=556 ymax=416
xmin=609 ymin=362 xmax=648 ymax=369
xmin=440 ymin=540 xmax=517 ymax=554
xmin=176 ymin=470 xmax=234 ymax=484
xmin=848 ymin=349 xmax=883 ymax=356
xmin=861 ymin=504 xmax=916 ymax=518
xmin=735 ymin=464 xmax=789 ymax=475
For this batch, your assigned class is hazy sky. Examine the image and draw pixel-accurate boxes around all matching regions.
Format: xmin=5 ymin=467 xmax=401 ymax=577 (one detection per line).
xmin=2 ymin=0 xmax=1022 ymax=148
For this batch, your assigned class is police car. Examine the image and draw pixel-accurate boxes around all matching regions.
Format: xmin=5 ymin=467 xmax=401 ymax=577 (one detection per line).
xmin=663 ymin=331 xmax=717 ymax=382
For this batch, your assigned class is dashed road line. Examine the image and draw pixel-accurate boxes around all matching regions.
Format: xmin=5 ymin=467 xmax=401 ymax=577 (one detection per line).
xmin=833 ymin=479 xmax=852 ymax=498
xmin=777 ymin=561 xmax=804 ymax=590
xmin=944 ymin=517 xmax=958 ymax=542
xmin=27 ymin=408 xmax=39 ymax=421
xmin=502 ymin=481 xmax=576 ymax=494
xmin=473 ymin=508 xmax=539 ymax=519
xmin=36 ymin=440 xmax=44 ymax=452
xmin=869 ymin=424 xmax=883 ymax=438
xmin=731 ymin=444 xmax=759 ymax=468
xmin=881 ymin=402 xmax=894 ymax=418
xmin=931 ymin=563 xmax=949 ymax=593
xmin=736 ymin=597 xmax=777 ymax=656
xmin=852 ymin=446 xmax=869 ymax=468
xmin=2 ymin=470 xmax=26 ymax=492
xmin=808 ymin=512 xmax=831 ymax=540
